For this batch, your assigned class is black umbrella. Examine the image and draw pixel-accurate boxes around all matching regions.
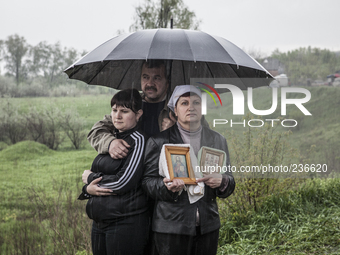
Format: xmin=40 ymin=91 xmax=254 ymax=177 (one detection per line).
xmin=64 ymin=29 xmax=273 ymax=91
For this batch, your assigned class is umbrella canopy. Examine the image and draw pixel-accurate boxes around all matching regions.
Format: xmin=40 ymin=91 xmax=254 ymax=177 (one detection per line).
xmin=64 ymin=29 xmax=273 ymax=91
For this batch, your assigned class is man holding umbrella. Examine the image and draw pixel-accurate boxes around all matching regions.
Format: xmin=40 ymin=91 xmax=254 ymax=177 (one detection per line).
xmin=88 ymin=59 xmax=176 ymax=159
xmin=66 ymin=29 xmax=273 ymax=159
xmin=65 ymin=28 xmax=273 ymax=254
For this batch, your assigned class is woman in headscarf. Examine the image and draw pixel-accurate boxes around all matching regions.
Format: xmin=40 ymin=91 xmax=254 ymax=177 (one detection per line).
xmin=143 ymin=85 xmax=235 ymax=255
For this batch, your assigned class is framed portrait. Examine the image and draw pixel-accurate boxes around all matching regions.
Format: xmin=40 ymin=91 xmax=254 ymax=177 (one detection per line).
xmin=165 ymin=146 xmax=196 ymax=185
xmin=200 ymin=147 xmax=225 ymax=175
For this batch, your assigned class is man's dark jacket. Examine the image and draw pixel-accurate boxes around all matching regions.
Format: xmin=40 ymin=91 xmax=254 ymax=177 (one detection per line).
xmin=142 ymin=124 xmax=235 ymax=236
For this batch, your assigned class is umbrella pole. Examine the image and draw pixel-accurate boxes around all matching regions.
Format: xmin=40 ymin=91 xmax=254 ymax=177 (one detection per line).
xmin=167 ymin=59 xmax=173 ymax=116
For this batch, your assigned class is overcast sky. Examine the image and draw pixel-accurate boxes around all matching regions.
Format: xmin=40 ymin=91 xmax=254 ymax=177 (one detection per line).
xmin=1 ymin=0 xmax=339 ymax=56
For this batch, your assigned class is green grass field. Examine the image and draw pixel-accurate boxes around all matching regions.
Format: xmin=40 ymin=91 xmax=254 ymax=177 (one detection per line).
xmin=0 ymin=87 xmax=339 ymax=254
xmin=218 ymin=177 xmax=340 ymax=254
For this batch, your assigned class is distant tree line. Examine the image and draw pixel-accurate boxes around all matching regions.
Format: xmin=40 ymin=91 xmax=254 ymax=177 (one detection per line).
xmin=270 ymin=47 xmax=340 ymax=85
xmin=0 ymin=34 xmax=86 ymax=87
xmin=1 ymin=34 xmax=340 ymax=91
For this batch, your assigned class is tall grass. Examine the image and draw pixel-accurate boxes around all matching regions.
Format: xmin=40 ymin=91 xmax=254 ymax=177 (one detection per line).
xmin=1 ymin=182 xmax=92 ymax=255
xmin=0 ymin=141 xmax=96 ymax=254
xmin=218 ymin=177 xmax=340 ymax=254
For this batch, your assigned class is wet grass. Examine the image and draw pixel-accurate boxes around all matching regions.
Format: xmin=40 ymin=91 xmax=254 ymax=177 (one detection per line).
xmin=1 ymin=141 xmax=339 ymax=254
xmin=0 ymin=141 xmax=96 ymax=254
xmin=218 ymin=177 xmax=340 ymax=254
xmin=1 ymin=89 xmax=340 ymax=254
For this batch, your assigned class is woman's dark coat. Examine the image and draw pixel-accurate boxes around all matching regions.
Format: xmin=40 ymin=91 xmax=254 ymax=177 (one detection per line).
xmin=80 ymin=127 xmax=149 ymax=224
xmin=142 ymin=124 xmax=235 ymax=236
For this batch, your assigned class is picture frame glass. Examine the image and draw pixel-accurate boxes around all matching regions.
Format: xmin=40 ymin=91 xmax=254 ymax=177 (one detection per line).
xmin=171 ymin=154 xmax=189 ymax=178
xmin=200 ymin=147 xmax=225 ymax=175
xmin=165 ymin=146 xmax=196 ymax=185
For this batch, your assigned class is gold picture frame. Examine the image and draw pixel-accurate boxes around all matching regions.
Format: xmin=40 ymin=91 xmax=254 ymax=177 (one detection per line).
xmin=164 ymin=146 xmax=196 ymax=185
xmin=200 ymin=147 xmax=224 ymax=175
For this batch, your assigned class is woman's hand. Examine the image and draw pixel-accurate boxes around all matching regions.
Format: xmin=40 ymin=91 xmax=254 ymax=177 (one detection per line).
xmin=86 ymin=177 xmax=115 ymax=196
xmin=82 ymin=170 xmax=93 ymax=184
xmin=196 ymin=173 xmax=222 ymax=189
xmin=163 ymin=178 xmax=185 ymax=193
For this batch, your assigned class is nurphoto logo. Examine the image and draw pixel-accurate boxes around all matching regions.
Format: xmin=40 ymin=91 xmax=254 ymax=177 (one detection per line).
xmin=195 ymin=80 xmax=312 ymax=128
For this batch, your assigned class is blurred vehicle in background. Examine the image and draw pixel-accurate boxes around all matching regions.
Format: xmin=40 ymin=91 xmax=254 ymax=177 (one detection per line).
xmin=269 ymin=74 xmax=289 ymax=87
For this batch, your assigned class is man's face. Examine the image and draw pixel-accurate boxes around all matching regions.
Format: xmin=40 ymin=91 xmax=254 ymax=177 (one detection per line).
xmin=141 ymin=64 xmax=168 ymax=103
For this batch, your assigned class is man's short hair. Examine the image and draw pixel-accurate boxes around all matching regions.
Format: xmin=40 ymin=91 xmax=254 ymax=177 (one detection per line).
xmin=142 ymin=59 xmax=171 ymax=81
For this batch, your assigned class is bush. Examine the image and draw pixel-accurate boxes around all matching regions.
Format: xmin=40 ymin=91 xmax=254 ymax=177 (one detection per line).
xmin=0 ymin=101 xmax=27 ymax=144
xmin=37 ymin=106 xmax=64 ymax=150
xmin=0 ymin=100 xmax=88 ymax=150
xmin=6 ymin=83 xmax=21 ymax=97
xmin=0 ymin=102 xmax=61 ymax=149
xmin=220 ymin=115 xmax=305 ymax=216
xmin=0 ymin=78 xmax=50 ymax=98
xmin=25 ymin=105 xmax=66 ymax=150
xmin=25 ymin=107 xmax=45 ymax=142
xmin=60 ymin=109 xmax=87 ymax=149
xmin=0 ymin=76 xmax=15 ymax=97
xmin=17 ymin=82 xmax=50 ymax=97
xmin=49 ymin=85 xmax=80 ymax=97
